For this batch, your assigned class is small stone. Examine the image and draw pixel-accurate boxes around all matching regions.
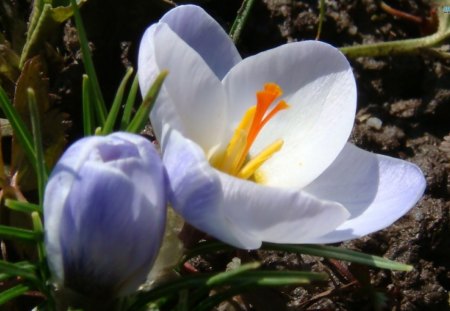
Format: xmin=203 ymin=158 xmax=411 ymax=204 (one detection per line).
xmin=366 ymin=117 xmax=383 ymax=130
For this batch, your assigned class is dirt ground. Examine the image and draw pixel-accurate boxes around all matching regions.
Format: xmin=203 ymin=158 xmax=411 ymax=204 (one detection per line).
xmin=3 ymin=0 xmax=449 ymax=310
xmin=183 ymin=0 xmax=449 ymax=310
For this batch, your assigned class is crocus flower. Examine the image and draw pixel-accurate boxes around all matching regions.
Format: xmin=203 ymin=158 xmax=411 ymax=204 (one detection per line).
xmin=138 ymin=5 xmax=426 ymax=250
xmin=44 ymin=132 xmax=166 ymax=300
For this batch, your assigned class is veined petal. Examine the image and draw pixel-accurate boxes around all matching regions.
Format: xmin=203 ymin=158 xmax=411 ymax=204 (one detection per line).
xmin=160 ymin=5 xmax=241 ymax=79
xmin=138 ymin=24 xmax=184 ymax=142
xmin=151 ymin=23 xmax=228 ymax=152
xmin=303 ymin=143 xmax=426 ymax=243
xmin=59 ymin=163 xmax=164 ymax=296
xmin=162 ymin=129 xmax=258 ymax=248
xmin=217 ymin=172 xmax=350 ymax=247
xmin=222 ymin=41 xmax=356 ymax=188
xmin=163 ymin=129 xmax=350 ymax=249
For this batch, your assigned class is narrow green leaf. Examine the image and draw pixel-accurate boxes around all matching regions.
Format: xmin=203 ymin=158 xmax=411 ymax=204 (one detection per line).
xmin=120 ymin=74 xmax=139 ymax=129
xmin=316 ymin=0 xmax=325 ymax=40
xmin=70 ymin=0 xmax=107 ymax=125
xmin=82 ymin=74 xmax=94 ymax=136
xmin=0 ymin=86 xmax=36 ymax=169
xmin=0 ymin=225 xmax=40 ymax=242
xmin=0 ymin=260 xmax=37 ymax=281
xmin=31 ymin=212 xmax=49 ymax=282
xmin=102 ymin=67 xmax=134 ymax=135
xmin=0 ymin=284 xmax=30 ymax=305
xmin=229 ymin=0 xmax=256 ymax=44
xmin=126 ymin=70 xmax=167 ymax=133
xmin=0 ymin=262 xmax=36 ymax=281
xmin=5 ymin=199 xmax=41 ymax=214
xmin=27 ymin=88 xmax=48 ymax=205
xmin=263 ymin=243 xmax=413 ymax=271
xmin=130 ymin=275 xmax=211 ymax=311
xmin=206 ymin=262 xmax=260 ymax=286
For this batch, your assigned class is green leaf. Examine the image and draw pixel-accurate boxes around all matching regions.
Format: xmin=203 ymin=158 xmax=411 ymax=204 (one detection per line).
xmin=126 ymin=70 xmax=168 ymax=133
xmin=102 ymin=67 xmax=134 ymax=135
xmin=120 ymin=74 xmax=139 ymax=130
xmin=27 ymin=88 xmax=48 ymax=205
xmin=5 ymin=199 xmax=41 ymax=213
xmin=31 ymin=212 xmax=49 ymax=282
xmin=70 ymin=0 xmax=107 ymax=125
xmin=262 ymin=243 xmax=413 ymax=271
xmin=20 ymin=0 xmax=88 ymax=67
xmin=206 ymin=262 xmax=260 ymax=286
xmin=82 ymin=74 xmax=94 ymax=136
xmin=120 ymin=74 xmax=139 ymax=129
xmin=0 ymin=284 xmax=30 ymax=305
xmin=0 ymin=260 xmax=37 ymax=281
xmin=229 ymin=0 xmax=256 ymax=44
xmin=0 ymin=225 xmax=40 ymax=242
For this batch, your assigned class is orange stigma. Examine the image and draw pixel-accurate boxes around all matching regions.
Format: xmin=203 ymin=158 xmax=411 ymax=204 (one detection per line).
xmin=213 ymin=82 xmax=289 ymax=180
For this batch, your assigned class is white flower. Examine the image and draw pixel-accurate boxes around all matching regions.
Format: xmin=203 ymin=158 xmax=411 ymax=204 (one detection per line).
xmin=138 ymin=5 xmax=426 ymax=250
xmin=44 ymin=132 xmax=167 ymax=298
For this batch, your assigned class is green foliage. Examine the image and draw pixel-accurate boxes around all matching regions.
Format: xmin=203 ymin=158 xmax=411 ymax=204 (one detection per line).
xmin=20 ymin=0 xmax=88 ymax=67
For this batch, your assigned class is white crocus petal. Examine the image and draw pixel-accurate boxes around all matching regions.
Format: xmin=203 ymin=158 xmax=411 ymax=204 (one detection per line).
xmin=303 ymin=143 xmax=426 ymax=243
xmin=138 ymin=25 xmax=185 ymax=142
xmin=163 ymin=128 xmax=350 ymax=249
xmin=150 ymin=23 xmax=228 ymax=152
xmin=159 ymin=5 xmax=241 ymax=79
xmin=223 ymin=41 xmax=356 ymax=188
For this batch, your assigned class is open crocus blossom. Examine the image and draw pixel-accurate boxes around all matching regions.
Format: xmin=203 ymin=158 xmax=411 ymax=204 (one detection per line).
xmin=138 ymin=5 xmax=426 ymax=250
xmin=44 ymin=133 xmax=166 ymax=300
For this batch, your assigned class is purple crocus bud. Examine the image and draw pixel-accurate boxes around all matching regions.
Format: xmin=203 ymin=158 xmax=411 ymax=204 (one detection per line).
xmin=44 ymin=132 xmax=166 ymax=302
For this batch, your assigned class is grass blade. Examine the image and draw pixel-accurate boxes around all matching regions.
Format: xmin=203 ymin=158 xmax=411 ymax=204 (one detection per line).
xmin=82 ymin=74 xmax=94 ymax=136
xmin=27 ymin=88 xmax=48 ymax=205
xmin=120 ymin=74 xmax=139 ymax=129
xmin=0 ymin=225 xmax=40 ymax=242
xmin=206 ymin=262 xmax=260 ymax=286
xmin=102 ymin=67 xmax=134 ymax=134
xmin=0 ymin=260 xmax=37 ymax=282
xmin=31 ymin=212 xmax=49 ymax=282
xmin=70 ymin=0 xmax=107 ymax=125
xmin=263 ymin=243 xmax=413 ymax=271
xmin=0 ymin=284 xmax=30 ymax=305
xmin=5 ymin=199 xmax=41 ymax=214
xmin=126 ymin=70 xmax=167 ymax=133
xmin=229 ymin=0 xmax=256 ymax=44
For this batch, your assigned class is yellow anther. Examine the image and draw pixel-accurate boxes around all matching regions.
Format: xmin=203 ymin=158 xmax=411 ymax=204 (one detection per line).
xmin=212 ymin=82 xmax=290 ymax=181
xmin=237 ymin=139 xmax=284 ymax=180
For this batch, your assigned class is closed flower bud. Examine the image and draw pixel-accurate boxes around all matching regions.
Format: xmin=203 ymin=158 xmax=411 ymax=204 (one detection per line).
xmin=44 ymin=132 xmax=167 ymax=305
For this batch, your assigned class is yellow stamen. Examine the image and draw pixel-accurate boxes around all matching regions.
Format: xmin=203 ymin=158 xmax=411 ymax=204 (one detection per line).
xmin=237 ymin=139 xmax=284 ymax=179
xmin=213 ymin=82 xmax=290 ymax=180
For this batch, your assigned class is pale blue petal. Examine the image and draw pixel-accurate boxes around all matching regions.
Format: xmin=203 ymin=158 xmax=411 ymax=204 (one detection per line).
xmin=163 ymin=129 xmax=350 ymax=249
xmin=44 ymin=133 xmax=166 ymax=296
xmin=151 ymin=23 xmax=228 ymax=152
xmin=160 ymin=5 xmax=241 ymax=79
xmin=303 ymin=143 xmax=426 ymax=243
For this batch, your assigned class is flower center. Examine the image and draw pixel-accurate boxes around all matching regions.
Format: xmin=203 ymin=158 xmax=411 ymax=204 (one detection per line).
xmin=212 ymin=83 xmax=289 ymax=181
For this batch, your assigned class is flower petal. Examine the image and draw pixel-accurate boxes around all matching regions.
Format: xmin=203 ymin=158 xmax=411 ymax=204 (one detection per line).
xmin=162 ymin=129 xmax=258 ymax=248
xmin=148 ymin=23 xmax=228 ymax=152
xmin=163 ymin=129 xmax=350 ymax=249
xmin=222 ymin=41 xmax=356 ymax=188
xmin=58 ymin=163 xmax=165 ymax=296
xmin=138 ymin=24 xmax=184 ymax=142
xmin=159 ymin=5 xmax=241 ymax=79
xmin=303 ymin=143 xmax=426 ymax=243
